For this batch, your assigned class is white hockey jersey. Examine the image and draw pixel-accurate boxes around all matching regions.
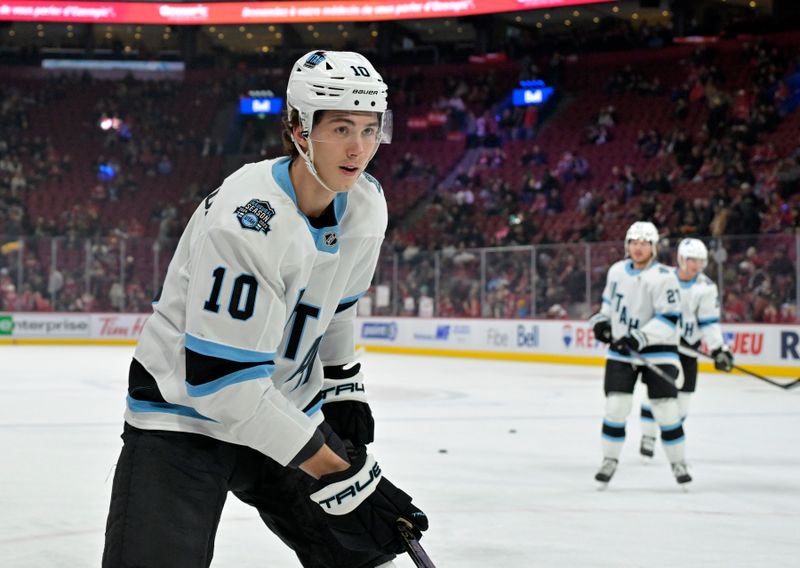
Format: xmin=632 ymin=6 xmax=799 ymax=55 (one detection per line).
xmin=674 ymin=269 xmax=725 ymax=357
xmin=591 ymin=260 xmax=682 ymax=366
xmin=124 ymin=157 xmax=386 ymax=466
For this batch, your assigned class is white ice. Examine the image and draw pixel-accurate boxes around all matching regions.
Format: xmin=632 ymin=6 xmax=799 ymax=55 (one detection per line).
xmin=1 ymin=345 xmax=799 ymax=567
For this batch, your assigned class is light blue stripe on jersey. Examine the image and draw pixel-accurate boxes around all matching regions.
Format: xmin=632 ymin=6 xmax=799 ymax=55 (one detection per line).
xmin=602 ymin=296 xmax=611 ymax=304
xmin=602 ymin=434 xmax=625 ymax=442
xmin=126 ymin=395 xmax=216 ymax=421
xmin=340 ymin=291 xmax=366 ymax=305
xmin=185 ymin=333 xmax=275 ymax=363
xmin=698 ymin=317 xmax=720 ymax=327
xmin=304 ymin=399 xmax=324 ymax=416
xmin=641 ymin=351 xmax=680 ymax=360
xmin=656 ymin=315 xmax=678 ymax=328
xmin=603 ymin=419 xmax=626 ymax=428
xmin=186 ymin=364 xmax=274 ymax=397
xmin=607 ymin=351 xmax=680 ymax=363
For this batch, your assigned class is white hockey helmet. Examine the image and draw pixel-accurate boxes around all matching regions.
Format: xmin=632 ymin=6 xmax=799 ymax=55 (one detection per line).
xmin=286 ymin=50 xmax=390 ymax=193
xmin=625 ymin=221 xmax=659 ymax=258
xmin=677 ymin=238 xmax=708 ymax=270
xmin=287 ymin=50 xmax=391 ymax=143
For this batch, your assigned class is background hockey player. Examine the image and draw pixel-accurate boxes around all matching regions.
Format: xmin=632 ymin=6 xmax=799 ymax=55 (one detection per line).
xmin=639 ymin=238 xmax=734 ymax=458
xmin=103 ymin=50 xmax=427 ymax=568
xmin=589 ymin=221 xmax=691 ymax=486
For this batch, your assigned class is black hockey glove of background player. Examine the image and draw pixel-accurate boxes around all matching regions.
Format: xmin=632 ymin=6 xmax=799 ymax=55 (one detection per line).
xmin=310 ymin=446 xmax=428 ymax=554
xmin=711 ymin=345 xmax=734 ymax=372
xmin=611 ymin=330 xmax=647 ymax=354
xmin=592 ymin=320 xmax=612 ymax=344
xmin=322 ymin=363 xmax=375 ymax=447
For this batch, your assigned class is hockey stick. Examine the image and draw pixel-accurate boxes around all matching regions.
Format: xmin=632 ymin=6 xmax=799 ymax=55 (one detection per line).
xmin=626 ymin=348 xmax=678 ymax=387
xmin=686 ymin=346 xmax=800 ymax=390
xmin=397 ymin=519 xmax=436 ymax=568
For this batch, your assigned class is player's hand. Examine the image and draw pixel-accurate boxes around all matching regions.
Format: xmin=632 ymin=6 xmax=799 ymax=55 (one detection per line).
xmin=322 ymin=363 xmax=375 ymax=446
xmin=711 ymin=346 xmax=734 ymax=372
xmin=611 ymin=330 xmax=646 ymax=354
xmin=592 ymin=320 xmax=612 ymax=344
xmin=310 ymin=448 xmax=428 ymax=554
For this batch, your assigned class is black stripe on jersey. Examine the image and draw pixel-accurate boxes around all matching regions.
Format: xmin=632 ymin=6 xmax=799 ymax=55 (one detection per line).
xmin=680 ymin=338 xmax=701 ymax=350
xmin=185 ymin=348 xmax=274 ymax=387
xmin=128 ymin=358 xmax=167 ymax=403
xmin=602 ymin=421 xmax=626 ymax=440
xmin=640 ymin=345 xmax=678 ymax=354
xmin=640 ymin=406 xmax=655 ymax=421
xmin=335 ymin=299 xmax=358 ymax=313
xmin=660 ymin=313 xmax=680 ymax=325
xmin=303 ymin=392 xmax=323 ymax=414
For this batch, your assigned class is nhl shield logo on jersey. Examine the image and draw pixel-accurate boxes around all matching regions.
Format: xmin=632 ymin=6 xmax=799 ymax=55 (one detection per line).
xmin=324 ymin=231 xmax=337 ymax=247
xmin=234 ymin=199 xmax=275 ymax=235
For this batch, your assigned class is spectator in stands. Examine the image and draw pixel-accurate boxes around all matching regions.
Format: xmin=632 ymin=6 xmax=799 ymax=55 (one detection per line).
xmin=521 ymin=145 xmax=548 ymax=166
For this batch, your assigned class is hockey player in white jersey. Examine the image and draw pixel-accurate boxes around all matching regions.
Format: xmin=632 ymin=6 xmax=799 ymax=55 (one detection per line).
xmin=103 ymin=51 xmax=427 ymax=568
xmin=589 ymin=222 xmax=692 ymax=486
xmin=639 ymin=238 xmax=733 ymax=458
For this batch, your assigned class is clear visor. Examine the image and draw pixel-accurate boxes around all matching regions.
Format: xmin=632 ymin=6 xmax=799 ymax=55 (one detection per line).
xmin=308 ymin=110 xmax=392 ymax=146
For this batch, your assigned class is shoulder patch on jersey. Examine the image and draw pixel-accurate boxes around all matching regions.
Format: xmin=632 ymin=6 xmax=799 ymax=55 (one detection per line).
xmin=234 ymin=199 xmax=276 ymax=235
xmin=658 ymin=266 xmax=670 ymax=274
xmin=362 ymin=172 xmax=383 ymax=194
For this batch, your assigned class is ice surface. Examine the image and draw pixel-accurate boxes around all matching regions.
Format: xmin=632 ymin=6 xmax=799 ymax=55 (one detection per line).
xmin=1 ymin=345 xmax=798 ymax=567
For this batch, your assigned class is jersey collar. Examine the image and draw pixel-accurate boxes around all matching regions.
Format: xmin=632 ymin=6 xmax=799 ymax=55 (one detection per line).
xmin=675 ymin=267 xmax=698 ymax=288
xmin=272 ymin=157 xmax=347 ymax=254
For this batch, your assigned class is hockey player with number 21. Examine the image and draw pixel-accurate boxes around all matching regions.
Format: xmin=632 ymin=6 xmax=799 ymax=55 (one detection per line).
xmin=638 ymin=238 xmax=734 ymax=459
xmin=589 ymin=221 xmax=692 ymax=487
xmin=103 ymin=50 xmax=428 ymax=568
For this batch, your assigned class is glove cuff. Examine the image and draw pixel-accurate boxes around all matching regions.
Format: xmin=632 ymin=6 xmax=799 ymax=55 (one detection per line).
xmin=321 ymin=368 xmax=367 ymax=403
xmin=631 ymin=329 xmax=648 ymax=349
xmin=589 ymin=313 xmax=609 ymax=326
xmin=311 ymin=454 xmax=382 ymax=515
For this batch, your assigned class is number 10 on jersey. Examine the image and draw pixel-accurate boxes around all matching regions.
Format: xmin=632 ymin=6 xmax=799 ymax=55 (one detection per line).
xmin=203 ymin=267 xmax=258 ymax=321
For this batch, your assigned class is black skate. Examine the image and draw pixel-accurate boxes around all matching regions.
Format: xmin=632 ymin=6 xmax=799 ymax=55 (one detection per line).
xmin=640 ymin=436 xmax=656 ymax=458
xmin=671 ymin=461 xmax=692 ymax=485
xmin=595 ymin=458 xmax=618 ymax=484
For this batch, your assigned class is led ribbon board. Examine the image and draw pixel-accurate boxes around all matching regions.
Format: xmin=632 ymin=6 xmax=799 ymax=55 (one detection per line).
xmin=0 ymin=1 xmax=615 ymax=24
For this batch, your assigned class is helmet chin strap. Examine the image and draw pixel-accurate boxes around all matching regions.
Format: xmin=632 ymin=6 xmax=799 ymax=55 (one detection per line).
xmin=292 ymin=136 xmax=339 ymax=195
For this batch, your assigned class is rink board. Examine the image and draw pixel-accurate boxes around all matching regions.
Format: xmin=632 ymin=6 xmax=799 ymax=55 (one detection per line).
xmin=1 ymin=312 xmax=798 ymax=377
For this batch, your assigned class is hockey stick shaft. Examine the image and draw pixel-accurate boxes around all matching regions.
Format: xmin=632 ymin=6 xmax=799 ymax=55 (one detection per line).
xmin=626 ymin=348 xmax=677 ymax=386
xmin=686 ymin=347 xmax=800 ymax=390
xmin=397 ymin=520 xmax=436 ymax=568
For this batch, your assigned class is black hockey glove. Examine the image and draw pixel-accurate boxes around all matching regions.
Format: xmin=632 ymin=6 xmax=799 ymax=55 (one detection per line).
xmin=711 ymin=346 xmax=734 ymax=372
xmin=322 ymin=363 xmax=375 ymax=446
xmin=310 ymin=449 xmax=428 ymax=554
xmin=592 ymin=320 xmax=612 ymax=344
xmin=611 ymin=330 xmax=647 ymax=354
